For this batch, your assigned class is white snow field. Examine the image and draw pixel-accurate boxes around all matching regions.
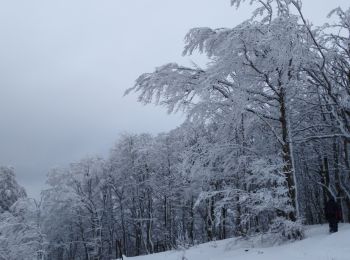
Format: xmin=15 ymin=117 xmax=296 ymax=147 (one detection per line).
xmin=126 ymin=224 xmax=350 ymax=260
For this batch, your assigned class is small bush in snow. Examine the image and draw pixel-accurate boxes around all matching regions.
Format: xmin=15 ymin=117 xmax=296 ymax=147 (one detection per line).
xmin=267 ymin=217 xmax=304 ymax=243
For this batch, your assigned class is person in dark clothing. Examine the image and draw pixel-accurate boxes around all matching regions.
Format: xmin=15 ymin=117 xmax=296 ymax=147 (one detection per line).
xmin=325 ymin=197 xmax=342 ymax=233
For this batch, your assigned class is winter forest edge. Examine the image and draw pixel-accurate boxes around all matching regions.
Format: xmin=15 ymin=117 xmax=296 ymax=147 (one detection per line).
xmin=1 ymin=0 xmax=350 ymax=259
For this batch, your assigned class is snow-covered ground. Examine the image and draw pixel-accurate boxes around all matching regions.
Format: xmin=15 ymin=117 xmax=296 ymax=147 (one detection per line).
xmin=126 ymin=224 xmax=350 ymax=260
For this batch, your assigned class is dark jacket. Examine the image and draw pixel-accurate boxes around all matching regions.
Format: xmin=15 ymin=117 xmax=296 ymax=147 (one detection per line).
xmin=325 ymin=198 xmax=342 ymax=221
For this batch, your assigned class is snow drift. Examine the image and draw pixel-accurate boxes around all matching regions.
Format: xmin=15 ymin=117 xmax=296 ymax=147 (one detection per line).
xmin=125 ymin=224 xmax=350 ymax=260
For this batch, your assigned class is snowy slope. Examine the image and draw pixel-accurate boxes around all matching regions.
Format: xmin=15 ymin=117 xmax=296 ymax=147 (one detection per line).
xmin=126 ymin=224 xmax=350 ymax=260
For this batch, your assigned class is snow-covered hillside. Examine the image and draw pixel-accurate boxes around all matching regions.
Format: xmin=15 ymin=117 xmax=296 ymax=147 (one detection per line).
xmin=127 ymin=224 xmax=350 ymax=260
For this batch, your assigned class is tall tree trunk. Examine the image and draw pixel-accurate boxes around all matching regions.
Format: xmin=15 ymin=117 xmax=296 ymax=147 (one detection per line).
xmin=221 ymin=207 xmax=227 ymax=239
xmin=164 ymin=196 xmax=168 ymax=249
xmin=322 ymin=157 xmax=330 ymax=203
xmin=189 ymin=197 xmax=194 ymax=244
xmin=280 ymin=91 xmax=297 ymax=221
xmin=342 ymin=139 xmax=350 ymax=222
xmin=146 ymin=191 xmax=154 ymax=254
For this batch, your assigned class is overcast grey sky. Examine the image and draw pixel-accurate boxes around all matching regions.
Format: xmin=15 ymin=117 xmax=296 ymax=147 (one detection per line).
xmin=0 ymin=0 xmax=348 ymax=199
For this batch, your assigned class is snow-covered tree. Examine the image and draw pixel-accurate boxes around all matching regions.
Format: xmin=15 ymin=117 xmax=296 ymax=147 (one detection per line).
xmin=0 ymin=166 xmax=26 ymax=212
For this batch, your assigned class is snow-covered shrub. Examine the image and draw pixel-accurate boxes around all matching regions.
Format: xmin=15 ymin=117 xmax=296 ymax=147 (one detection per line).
xmin=175 ymin=233 xmax=193 ymax=250
xmin=268 ymin=217 xmax=304 ymax=242
xmin=0 ymin=166 xmax=26 ymax=212
xmin=228 ymin=218 xmax=304 ymax=248
xmin=0 ymin=198 xmax=47 ymax=260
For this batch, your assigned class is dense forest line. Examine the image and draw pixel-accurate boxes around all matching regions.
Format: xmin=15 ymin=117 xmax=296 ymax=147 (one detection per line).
xmin=1 ymin=0 xmax=350 ymax=259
